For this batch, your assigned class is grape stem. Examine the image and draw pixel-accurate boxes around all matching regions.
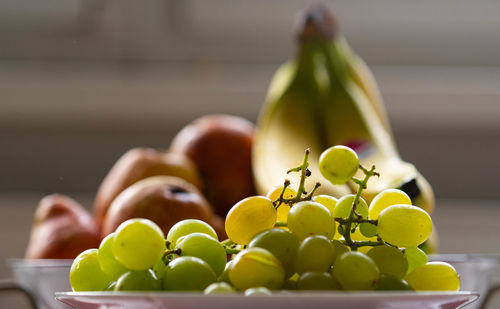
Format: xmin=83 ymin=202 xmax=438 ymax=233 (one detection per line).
xmin=221 ymin=239 xmax=242 ymax=254
xmin=343 ymin=164 xmax=379 ymax=251
xmin=163 ymin=248 xmax=182 ymax=257
xmin=273 ymin=149 xmax=321 ymax=209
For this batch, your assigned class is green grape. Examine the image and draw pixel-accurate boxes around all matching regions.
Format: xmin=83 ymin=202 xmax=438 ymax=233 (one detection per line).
xmin=332 ymin=251 xmax=379 ymax=290
xmin=225 ymin=196 xmax=277 ymax=245
xmin=248 ymin=229 xmax=300 ymax=278
xmin=295 ymin=236 xmax=334 ymax=274
xmin=369 ymin=189 xmax=412 ymax=219
xmin=403 ymin=247 xmax=428 ymax=275
xmin=312 ymin=195 xmax=338 ymax=215
xmin=351 ymin=226 xmax=377 ymax=242
xmin=331 ymin=240 xmax=350 ymax=264
xmin=176 ymin=232 xmax=227 ymax=276
xmin=218 ymin=260 xmax=233 ymax=283
xmin=229 ymin=248 xmax=285 ymax=290
xmin=378 ymin=205 xmax=432 ymax=247
xmin=376 ymin=274 xmax=413 ymax=291
xmin=296 ymin=272 xmax=340 ymax=290
xmin=114 ymin=269 xmax=160 ymax=291
xmin=405 ymin=262 xmax=460 ymax=291
xmin=166 ymin=219 xmax=218 ymax=248
xmin=204 ymin=282 xmax=235 ymax=294
xmin=113 ymin=218 xmax=166 ymax=270
xmin=366 ymin=245 xmax=408 ymax=278
xmin=163 ymin=256 xmax=217 ymax=291
xmin=266 ymin=186 xmax=297 ymax=223
xmin=287 ymin=201 xmax=335 ymax=240
xmin=244 ymin=287 xmax=272 ymax=296
xmin=70 ymin=249 xmax=110 ymax=291
xmin=334 ymin=195 xmax=369 ymax=219
xmin=359 ymin=222 xmax=377 ymax=238
xmin=319 ymin=145 xmax=359 ymax=185
xmin=98 ymin=233 xmax=128 ymax=281
xmin=152 ymin=259 xmax=166 ymax=280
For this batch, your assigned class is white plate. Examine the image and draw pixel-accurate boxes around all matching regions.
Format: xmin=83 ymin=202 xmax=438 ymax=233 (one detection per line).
xmin=56 ymin=291 xmax=479 ymax=309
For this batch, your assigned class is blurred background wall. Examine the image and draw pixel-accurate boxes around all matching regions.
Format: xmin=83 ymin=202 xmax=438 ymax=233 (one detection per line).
xmin=1 ymin=0 xmax=500 ymax=199
xmin=1 ymin=0 xmax=500 ymax=306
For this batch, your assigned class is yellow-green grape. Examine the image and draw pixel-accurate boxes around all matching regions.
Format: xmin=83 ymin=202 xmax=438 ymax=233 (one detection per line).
xmin=177 ymin=233 xmax=227 ymax=276
xmin=70 ymin=249 xmax=110 ymax=291
xmin=266 ymin=186 xmax=297 ymax=223
xmin=295 ymin=236 xmax=334 ymax=274
xmin=218 ymin=260 xmax=233 ymax=283
xmin=98 ymin=233 xmax=129 ymax=281
xmin=369 ymin=189 xmax=412 ymax=219
xmin=244 ymin=287 xmax=272 ymax=296
xmin=114 ymin=269 xmax=160 ymax=291
xmin=319 ymin=145 xmax=359 ymax=185
xmin=225 ymin=196 xmax=277 ymax=245
xmin=403 ymin=247 xmax=428 ymax=275
xmin=332 ymin=251 xmax=379 ymax=290
xmin=405 ymin=262 xmax=460 ymax=291
xmin=287 ymin=201 xmax=335 ymax=240
xmin=166 ymin=219 xmax=218 ymax=247
xmin=296 ymin=272 xmax=340 ymax=290
xmin=334 ymin=195 xmax=369 ymax=219
xmin=248 ymin=229 xmax=300 ymax=278
xmin=229 ymin=248 xmax=285 ymax=290
xmin=112 ymin=219 xmax=166 ymax=270
xmin=163 ymin=256 xmax=217 ymax=291
xmin=377 ymin=205 xmax=432 ymax=247
xmin=331 ymin=240 xmax=350 ymax=264
xmin=366 ymin=245 xmax=408 ymax=279
xmin=204 ymin=282 xmax=236 ymax=294
xmin=376 ymin=274 xmax=413 ymax=291
xmin=312 ymin=195 xmax=338 ymax=215
xmin=359 ymin=222 xmax=378 ymax=238
xmin=152 ymin=259 xmax=166 ymax=280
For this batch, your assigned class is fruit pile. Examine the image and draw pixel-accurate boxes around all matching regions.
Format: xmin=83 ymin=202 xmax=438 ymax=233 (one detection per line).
xmin=69 ymin=146 xmax=460 ymax=293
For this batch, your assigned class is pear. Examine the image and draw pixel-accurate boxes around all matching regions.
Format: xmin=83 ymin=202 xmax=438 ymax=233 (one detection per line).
xmin=101 ymin=176 xmax=225 ymax=239
xmin=93 ymin=148 xmax=202 ymax=228
xmin=170 ymin=115 xmax=256 ymax=217
xmin=25 ymin=194 xmax=100 ymax=259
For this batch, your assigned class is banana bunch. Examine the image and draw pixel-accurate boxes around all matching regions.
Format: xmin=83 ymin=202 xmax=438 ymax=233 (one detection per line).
xmin=253 ymin=5 xmax=434 ymax=214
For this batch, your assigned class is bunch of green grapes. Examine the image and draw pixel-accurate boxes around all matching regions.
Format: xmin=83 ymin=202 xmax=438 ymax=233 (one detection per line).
xmin=69 ymin=146 xmax=460 ymax=294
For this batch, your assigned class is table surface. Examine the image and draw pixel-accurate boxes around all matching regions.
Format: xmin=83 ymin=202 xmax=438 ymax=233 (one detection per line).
xmin=0 ymin=194 xmax=499 ymax=308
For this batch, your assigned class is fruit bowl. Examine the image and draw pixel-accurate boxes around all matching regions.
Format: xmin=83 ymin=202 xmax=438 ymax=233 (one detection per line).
xmin=8 ymin=259 xmax=72 ymax=309
xmin=55 ymin=291 xmax=479 ymax=309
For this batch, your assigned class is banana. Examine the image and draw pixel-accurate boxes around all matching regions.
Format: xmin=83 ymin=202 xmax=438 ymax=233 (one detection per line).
xmin=317 ymin=11 xmax=434 ymax=214
xmin=336 ymin=37 xmax=393 ymax=136
xmin=253 ymin=33 xmax=351 ymax=198
xmin=253 ymin=4 xmax=434 ymax=214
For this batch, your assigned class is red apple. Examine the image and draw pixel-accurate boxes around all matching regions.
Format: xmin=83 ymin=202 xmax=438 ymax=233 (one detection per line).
xmin=101 ymin=176 xmax=225 ymax=239
xmin=170 ymin=114 xmax=256 ymax=217
xmin=93 ymin=147 xmax=202 ymax=228
xmin=25 ymin=194 xmax=100 ymax=259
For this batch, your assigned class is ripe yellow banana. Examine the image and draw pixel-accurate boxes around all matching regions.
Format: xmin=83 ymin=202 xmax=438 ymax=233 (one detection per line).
xmin=253 ymin=4 xmax=434 ymax=214
xmin=253 ymin=36 xmax=351 ymax=198
xmin=317 ymin=11 xmax=434 ymax=214
xmin=336 ymin=37 xmax=393 ymax=136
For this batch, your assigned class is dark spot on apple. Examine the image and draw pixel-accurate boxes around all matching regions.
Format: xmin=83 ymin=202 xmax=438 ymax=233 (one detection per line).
xmin=170 ymin=185 xmax=188 ymax=194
